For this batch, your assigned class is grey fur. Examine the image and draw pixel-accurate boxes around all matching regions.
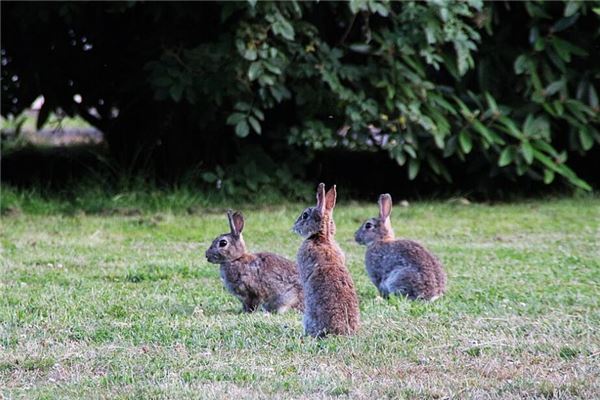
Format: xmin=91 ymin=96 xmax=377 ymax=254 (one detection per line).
xmin=206 ymin=210 xmax=304 ymax=313
xmin=355 ymin=194 xmax=446 ymax=300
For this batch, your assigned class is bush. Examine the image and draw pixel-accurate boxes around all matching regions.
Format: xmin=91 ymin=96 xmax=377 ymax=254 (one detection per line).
xmin=2 ymin=1 xmax=599 ymax=191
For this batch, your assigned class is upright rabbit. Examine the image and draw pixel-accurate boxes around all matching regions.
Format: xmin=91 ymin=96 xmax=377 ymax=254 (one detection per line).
xmin=293 ymin=183 xmax=360 ymax=337
xmin=205 ymin=210 xmax=304 ymax=313
xmin=355 ymin=194 xmax=446 ymax=301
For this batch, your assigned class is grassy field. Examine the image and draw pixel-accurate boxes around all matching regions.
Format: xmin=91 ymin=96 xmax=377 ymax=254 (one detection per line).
xmin=1 ymin=195 xmax=599 ymax=399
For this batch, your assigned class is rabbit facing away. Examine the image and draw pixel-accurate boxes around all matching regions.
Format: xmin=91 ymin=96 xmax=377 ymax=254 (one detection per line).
xmin=205 ymin=210 xmax=304 ymax=313
xmin=293 ymin=183 xmax=360 ymax=337
xmin=355 ymin=194 xmax=446 ymax=301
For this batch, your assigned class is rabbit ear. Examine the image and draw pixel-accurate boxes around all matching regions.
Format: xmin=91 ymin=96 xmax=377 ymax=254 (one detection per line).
xmin=231 ymin=211 xmax=245 ymax=236
xmin=227 ymin=210 xmax=236 ymax=234
xmin=378 ymin=193 xmax=392 ymax=221
xmin=325 ymin=185 xmax=337 ymax=211
xmin=316 ymin=183 xmax=326 ymax=213
xmin=227 ymin=210 xmax=244 ymax=236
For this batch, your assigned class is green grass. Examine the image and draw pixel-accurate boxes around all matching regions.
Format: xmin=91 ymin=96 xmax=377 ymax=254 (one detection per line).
xmin=1 ymin=195 xmax=599 ymax=399
xmin=0 ymin=184 xmax=312 ymax=216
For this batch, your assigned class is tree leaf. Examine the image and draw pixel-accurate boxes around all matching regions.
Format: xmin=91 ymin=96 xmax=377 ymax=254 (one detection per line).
xmin=349 ymin=0 xmax=367 ymax=14
xmin=553 ymin=100 xmax=565 ymax=116
xmin=369 ymin=1 xmax=389 ymax=17
xmin=243 ymin=47 xmax=257 ymax=61
xmin=551 ymin=14 xmax=579 ymax=33
xmin=564 ymin=1 xmax=580 ymax=17
xmin=544 ymin=80 xmax=565 ymax=96
xmin=529 ymin=26 xmax=539 ymax=45
xmin=458 ymin=130 xmax=473 ymax=153
xmin=248 ymin=62 xmax=262 ymax=81
xmin=349 ymin=44 xmax=372 ymax=54
xmin=248 ymin=116 xmax=261 ymax=134
xmin=259 ymin=74 xmax=275 ymax=86
xmin=394 ymin=152 xmax=406 ymax=166
xmin=433 ymin=131 xmax=445 ymax=149
xmin=408 ymin=158 xmax=420 ymax=180
xmin=426 ymin=154 xmax=442 ymax=175
xmin=252 ymin=108 xmax=264 ymax=121
xmin=588 ymin=85 xmax=599 ymax=109
xmin=404 ymin=144 xmax=417 ymax=159
xmin=272 ymin=14 xmax=295 ymax=41
xmin=534 ymin=37 xmax=545 ymax=51
xmin=532 ymin=148 xmax=591 ymax=190
xmin=234 ymin=102 xmax=251 ymax=112
xmin=226 ymin=112 xmax=246 ymax=126
xmin=521 ymin=141 xmax=534 ymax=164
xmin=263 ymin=61 xmax=282 ymax=75
xmin=551 ymin=37 xmax=587 ymax=62
xmin=551 ymin=39 xmax=571 ymax=62
xmin=473 ymin=120 xmax=503 ymax=144
xmin=498 ymin=116 xmax=524 ymax=139
xmin=522 ymin=114 xmax=535 ymax=136
xmin=579 ymin=127 xmax=594 ymax=150
xmin=525 ymin=2 xmax=552 ymax=19
xmin=498 ymin=147 xmax=513 ymax=167
xmin=543 ymin=169 xmax=555 ymax=184
xmin=485 ymin=92 xmax=499 ymax=114
xmin=514 ymin=54 xmax=529 ymax=75
xmin=524 ymin=116 xmax=550 ymax=139
xmin=235 ymin=120 xmax=250 ymax=137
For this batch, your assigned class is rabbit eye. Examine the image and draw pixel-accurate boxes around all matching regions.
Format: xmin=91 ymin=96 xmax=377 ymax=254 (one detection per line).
xmin=302 ymin=212 xmax=309 ymax=220
xmin=218 ymin=239 xmax=228 ymax=247
xmin=365 ymin=222 xmax=373 ymax=229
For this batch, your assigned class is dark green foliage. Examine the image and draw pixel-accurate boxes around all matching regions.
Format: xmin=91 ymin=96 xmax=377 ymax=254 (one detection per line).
xmin=2 ymin=1 xmax=599 ymax=191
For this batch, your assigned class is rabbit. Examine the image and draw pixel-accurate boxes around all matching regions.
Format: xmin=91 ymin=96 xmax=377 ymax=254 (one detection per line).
xmin=355 ymin=194 xmax=446 ymax=301
xmin=293 ymin=183 xmax=360 ymax=337
xmin=205 ymin=210 xmax=304 ymax=313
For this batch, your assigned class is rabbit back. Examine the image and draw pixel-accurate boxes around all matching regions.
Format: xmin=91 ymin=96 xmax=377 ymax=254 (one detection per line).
xmin=366 ymin=239 xmax=446 ymax=300
xmin=220 ymin=252 xmax=304 ymax=312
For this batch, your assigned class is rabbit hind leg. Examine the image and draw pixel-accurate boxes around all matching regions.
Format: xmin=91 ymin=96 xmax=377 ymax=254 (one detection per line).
xmin=385 ymin=267 xmax=419 ymax=300
xmin=242 ymin=295 xmax=260 ymax=313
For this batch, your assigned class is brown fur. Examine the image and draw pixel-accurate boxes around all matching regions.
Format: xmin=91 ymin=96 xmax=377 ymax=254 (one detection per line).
xmin=355 ymin=194 xmax=446 ymax=301
xmin=293 ymin=184 xmax=360 ymax=337
xmin=218 ymin=252 xmax=304 ymax=313
xmin=206 ymin=210 xmax=304 ymax=313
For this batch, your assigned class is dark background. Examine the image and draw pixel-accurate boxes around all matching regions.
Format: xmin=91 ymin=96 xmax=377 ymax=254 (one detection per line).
xmin=2 ymin=1 xmax=599 ymax=201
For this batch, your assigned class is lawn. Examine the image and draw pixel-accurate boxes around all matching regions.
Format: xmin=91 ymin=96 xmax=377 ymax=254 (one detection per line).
xmin=1 ymin=196 xmax=599 ymax=399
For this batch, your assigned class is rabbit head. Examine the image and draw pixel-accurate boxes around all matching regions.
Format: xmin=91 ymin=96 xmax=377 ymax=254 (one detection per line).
xmin=293 ymin=183 xmax=337 ymax=239
xmin=355 ymin=193 xmax=395 ymax=246
xmin=205 ymin=210 xmax=247 ymax=263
